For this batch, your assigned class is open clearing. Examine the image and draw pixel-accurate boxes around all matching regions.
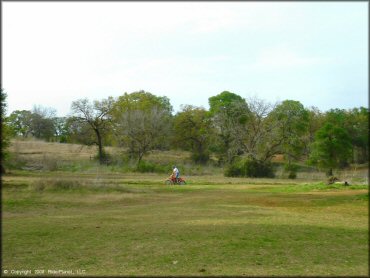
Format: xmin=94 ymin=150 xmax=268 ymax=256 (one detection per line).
xmin=2 ymin=171 xmax=368 ymax=276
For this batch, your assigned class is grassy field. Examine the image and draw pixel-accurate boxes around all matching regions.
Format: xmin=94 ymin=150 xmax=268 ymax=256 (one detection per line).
xmin=2 ymin=170 xmax=369 ymax=276
xmin=2 ymin=139 xmax=369 ymax=276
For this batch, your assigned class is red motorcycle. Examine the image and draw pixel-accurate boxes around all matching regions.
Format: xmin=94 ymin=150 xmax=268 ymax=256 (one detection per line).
xmin=165 ymin=176 xmax=186 ymax=185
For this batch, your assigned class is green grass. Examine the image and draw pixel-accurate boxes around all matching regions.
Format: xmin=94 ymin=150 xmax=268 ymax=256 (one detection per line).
xmin=2 ymin=172 xmax=369 ymax=276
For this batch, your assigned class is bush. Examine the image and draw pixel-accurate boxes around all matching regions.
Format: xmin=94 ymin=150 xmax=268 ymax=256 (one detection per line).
xmin=224 ymin=158 xmax=275 ymax=178
xmin=191 ymin=152 xmax=210 ymax=164
xmin=93 ymin=150 xmax=112 ymax=165
xmin=284 ymin=163 xmax=298 ymax=179
xmin=224 ymin=161 xmax=243 ymax=177
xmin=135 ymin=160 xmax=168 ymax=173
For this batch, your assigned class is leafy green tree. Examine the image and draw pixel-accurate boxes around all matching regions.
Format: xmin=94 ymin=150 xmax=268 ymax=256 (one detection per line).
xmin=209 ymin=92 xmax=250 ymax=164
xmin=302 ymin=106 xmax=325 ymax=158
xmin=208 ymin=91 xmax=245 ymax=115
xmin=29 ymin=106 xmax=56 ymax=141
xmin=64 ymin=116 xmax=96 ymax=145
xmin=224 ymin=97 xmax=301 ymax=177
xmin=113 ymin=90 xmax=172 ymax=115
xmin=268 ymin=100 xmax=309 ymax=176
xmin=173 ymin=105 xmax=214 ymax=164
xmin=309 ymin=123 xmax=352 ymax=176
xmin=1 ymin=90 xmax=12 ymax=173
xmin=7 ymin=110 xmax=33 ymax=137
xmin=346 ymin=107 xmax=368 ymax=163
xmin=112 ymin=91 xmax=173 ymax=163
xmin=324 ymin=107 xmax=369 ymax=164
xmin=71 ymin=97 xmax=114 ymax=164
xmin=52 ymin=117 xmax=70 ymax=143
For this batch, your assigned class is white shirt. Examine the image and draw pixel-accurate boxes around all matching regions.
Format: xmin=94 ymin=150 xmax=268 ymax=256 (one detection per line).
xmin=173 ymin=167 xmax=179 ymax=176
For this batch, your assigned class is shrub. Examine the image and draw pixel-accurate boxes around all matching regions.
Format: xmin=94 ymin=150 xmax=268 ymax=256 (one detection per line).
xmin=224 ymin=158 xmax=275 ymax=178
xmin=135 ymin=160 xmax=168 ymax=173
xmin=224 ymin=161 xmax=243 ymax=177
xmin=284 ymin=163 xmax=299 ymax=179
xmin=191 ymin=152 xmax=210 ymax=164
xmin=93 ymin=150 xmax=112 ymax=165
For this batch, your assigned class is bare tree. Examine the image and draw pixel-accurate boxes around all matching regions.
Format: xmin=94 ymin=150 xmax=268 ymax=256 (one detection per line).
xmin=71 ymin=97 xmax=114 ymax=164
xmin=114 ymin=106 xmax=171 ymax=165
xmin=228 ymin=97 xmax=281 ymax=162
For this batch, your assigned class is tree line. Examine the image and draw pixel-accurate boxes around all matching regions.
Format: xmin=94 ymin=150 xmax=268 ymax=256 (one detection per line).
xmin=2 ymin=90 xmax=368 ymax=177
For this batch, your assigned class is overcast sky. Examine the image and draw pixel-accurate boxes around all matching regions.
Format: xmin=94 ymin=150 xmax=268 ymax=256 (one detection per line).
xmin=2 ymin=2 xmax=368 ymax=116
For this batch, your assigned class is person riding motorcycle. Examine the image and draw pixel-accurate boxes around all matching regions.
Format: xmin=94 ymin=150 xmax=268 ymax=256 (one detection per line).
xmin=172 ymin=166 xmax=180 ymax=183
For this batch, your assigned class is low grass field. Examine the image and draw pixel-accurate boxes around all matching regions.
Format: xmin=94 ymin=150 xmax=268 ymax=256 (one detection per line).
xmin=2 ymin=170 xmax=369 ymax=276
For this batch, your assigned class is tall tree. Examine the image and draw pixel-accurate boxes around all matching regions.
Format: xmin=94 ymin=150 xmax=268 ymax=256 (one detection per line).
xmin=302 ymin=106 xmax=325 ymax=158
xmin=113 ymin=90 xmax=172 ymax=115
xmin=324 ymin=107 xmax=369 ymax=164
xmin=346 ymin=107 xmax=368 ymax=163
xmin=1 ymin=89 xmax=12 ymax=173
xmin=173 ymin=105 xmax=214 ymax=164
xmin=232 ymin=97 xmax=279 ymax=162
xmin=268 ymin=100 xmax=309 ymax=165
xmin=7 ymin=110 xmax=33 ymax=137
xmin=52 ymin=117 xmax=69 ymax=143
xmin=308 ymin=123 xmax=352 ymax=176
xmin=208 ymin=91 xmax=245 ymax=115
xmin=112 ymin=91 xmax=173 ymax=163
xmin=209 ymin=94 xmax=250 ymax=164
xmin=71 ymin=97 xmax=114 ymax=164
xmin=29 ymin=106 xmax=56 ymax=141
xmin=115 ymin=107 xmax=171 ymax=165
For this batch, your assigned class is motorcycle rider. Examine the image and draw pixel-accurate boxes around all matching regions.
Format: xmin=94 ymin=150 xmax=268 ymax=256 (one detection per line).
xmin=172 ymin=166 xmax=180 ymax=183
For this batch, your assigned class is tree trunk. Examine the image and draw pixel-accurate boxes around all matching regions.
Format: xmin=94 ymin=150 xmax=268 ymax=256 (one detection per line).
xmin=137 ymin=152 xmax=144 ymax=166
xmin=95 ymin=129 xmax=104 ymax=165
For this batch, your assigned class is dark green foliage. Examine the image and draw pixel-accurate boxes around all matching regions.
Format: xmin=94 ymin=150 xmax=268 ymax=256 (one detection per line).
xmin=135 ymin=160 xmax=170 ymax=173
xmin=208 ymin=92 xmax=250 ymax=164
xmin=190 ymin=152 xmax=210 ymax=164
xmin=284 ymin=163 xmax=299 ymax=179
xmin=325 ymin=107 xmax=369 ymax=164
xmin=208 ymin=91 xmax=245 ymax=115
xmin=1 ymin=89 xmax=12 ymax=173
xmin=93 ymin=150 xmax=112 ymax=165
xmin=269 ymin=100 xmax=309 ymax=164
xmin=224 ymin=158 xmax=275 ymax=178
xmin=309 ymin=123 xmax=352 ymax=176
xmin=173 ymin=105 xmax=213 ymax=164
